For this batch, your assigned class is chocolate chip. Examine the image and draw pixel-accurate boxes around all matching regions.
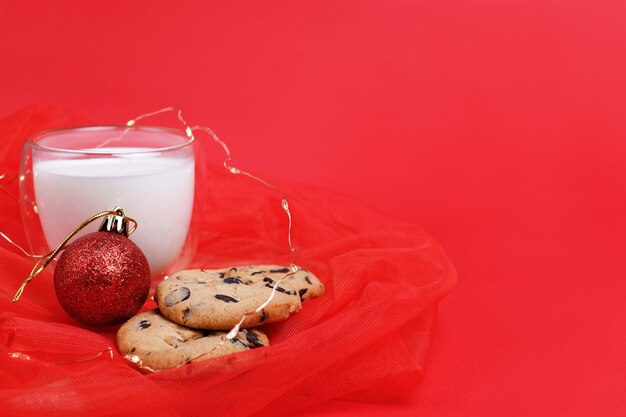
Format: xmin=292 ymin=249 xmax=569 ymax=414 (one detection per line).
xmin=251 ymin=270 xmax=265 ymax=275
xmin=182 ymin=307 xmax=191 ymax=321
xmin=264 ymin=277 xmax=295 ymax=294
xmin=229 ymin=337 xmax=247 ymax=347
xmin=271 ymin=285 xmax=296 ymax=296
xmin=218 ymin=272 xmax=225 ymax=278
xmin=131 ymin=347 xmax=136 ymax=353
xmin=245 ymin=330 xmax=265 ymax=348
xmin=138 ymin=319 xmax=151 ymax=329
xmin=270 ymin=267 xmax=290 ymax=273
xmin=298 ymin=288 xmax=308 ymax=301
xmin=223 ymin=276 xmax=244 ymax=284
xmin=305 ymin=276 xmax=313 ymax=285
xmin=215 ymin=294 xmax=238 ymax=303
xmin=165 ymin=287 xmax=191 ymax=307
xmin=260 ymin=309 xmax=267 ymax=322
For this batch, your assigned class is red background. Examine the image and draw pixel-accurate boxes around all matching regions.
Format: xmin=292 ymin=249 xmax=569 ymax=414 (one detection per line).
xmin=1 ymin=1 xmax=625 ymax=416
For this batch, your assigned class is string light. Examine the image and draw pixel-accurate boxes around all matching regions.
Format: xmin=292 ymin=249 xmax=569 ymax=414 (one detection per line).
xmin=0 ymin=173 xmax=39 ymax=257
xmin=125 ymin=108 xmax=301 ymax=369
xmin=0 ymin=172 xmax=18 ymax=202
xmin=0 ymin=232 xmax=44 ymax=259
xmin=7 ymin=347 xmax=115 ymax=364
xmin=2 ymin=107 xmax=303 ymax=370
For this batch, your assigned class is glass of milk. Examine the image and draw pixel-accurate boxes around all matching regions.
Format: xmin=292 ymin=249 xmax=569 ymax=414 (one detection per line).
xmin=19 ymin=126 xmax=197 ymax=277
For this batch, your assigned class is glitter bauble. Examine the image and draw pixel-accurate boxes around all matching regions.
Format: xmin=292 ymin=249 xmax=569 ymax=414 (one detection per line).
xmin=54 ymin=231 xmax=151 ymax=327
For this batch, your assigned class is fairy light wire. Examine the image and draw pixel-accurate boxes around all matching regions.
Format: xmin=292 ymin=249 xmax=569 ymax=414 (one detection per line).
xmin=8 ymin=347 xmax=115 ymax=364
xmin=0 ymin=172 xmax=18 ymax=202
xmin=126 ymin=108 xmax=302 ymax=367
xmin=0 ymin=172 xmax=45 ymax=258
xmin=2 ymin=107 xmax=300 ymax=369
xmin=126 ymin=108 xmax=300 ymax=268
xmin=0 ymin=231 xmax=44 ymax=259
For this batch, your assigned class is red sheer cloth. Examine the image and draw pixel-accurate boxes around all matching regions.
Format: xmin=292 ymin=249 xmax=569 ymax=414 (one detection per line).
xmin=0 ymin=105 xmax=456 ymax=417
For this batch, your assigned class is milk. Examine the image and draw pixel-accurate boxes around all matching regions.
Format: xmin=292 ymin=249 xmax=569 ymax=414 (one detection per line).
xmin=33 ymin=150 xmax=195 ymax=276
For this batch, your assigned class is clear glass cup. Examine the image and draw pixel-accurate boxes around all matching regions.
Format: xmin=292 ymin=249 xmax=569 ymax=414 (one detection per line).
xmin=19 ymin=126 xmax=199 ymax=278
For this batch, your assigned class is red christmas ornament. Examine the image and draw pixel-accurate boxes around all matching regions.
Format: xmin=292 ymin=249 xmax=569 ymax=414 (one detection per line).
xmin=53 ymin=209 xmax=151 ymax=327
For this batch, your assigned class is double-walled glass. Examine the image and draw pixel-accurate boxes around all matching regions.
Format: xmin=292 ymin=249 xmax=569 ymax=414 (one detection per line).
xmin=20 ymin=126 xmax=199 ymax=277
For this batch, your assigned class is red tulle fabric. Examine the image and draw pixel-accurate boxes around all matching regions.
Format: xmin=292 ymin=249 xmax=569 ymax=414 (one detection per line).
xmin=0 ymin=105 xmax=456 ymax=417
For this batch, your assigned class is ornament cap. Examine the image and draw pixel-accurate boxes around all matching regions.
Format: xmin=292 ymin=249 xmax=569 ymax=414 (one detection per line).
xmin=98 ymin=207 xmax=130 ymax=237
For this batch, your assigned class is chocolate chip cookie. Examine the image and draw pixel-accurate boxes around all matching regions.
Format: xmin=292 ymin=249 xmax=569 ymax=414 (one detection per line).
xmin=117 ymin=309 xmax=269 ymax=371
xmin=154 ymin=265 xmax=324 ymax=330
